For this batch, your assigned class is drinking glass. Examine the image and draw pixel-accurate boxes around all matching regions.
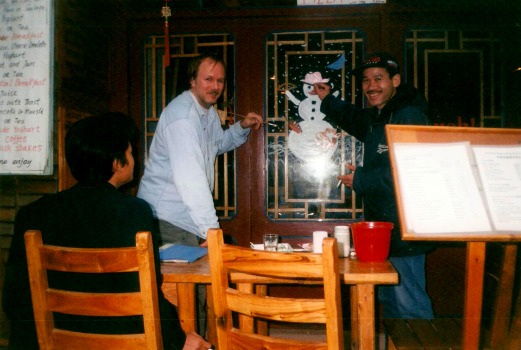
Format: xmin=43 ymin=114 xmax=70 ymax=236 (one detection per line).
xmin=263 ymin=233 xmax=279 ymax=251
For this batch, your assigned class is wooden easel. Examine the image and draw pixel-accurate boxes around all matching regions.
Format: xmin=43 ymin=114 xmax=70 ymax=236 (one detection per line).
xmin=386 ymin=125 xmax=521 ymax=350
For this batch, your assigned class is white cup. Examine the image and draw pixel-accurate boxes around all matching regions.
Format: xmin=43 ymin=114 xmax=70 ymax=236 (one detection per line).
xmin=334 ymin=226 xmax=351 ymax=258
xmin=312 ymin=231 xmax=328 ymax=253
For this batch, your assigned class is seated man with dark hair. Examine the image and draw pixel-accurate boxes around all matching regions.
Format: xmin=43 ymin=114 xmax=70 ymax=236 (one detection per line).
xmin=3 ymin=113 xmax=211 ymax=350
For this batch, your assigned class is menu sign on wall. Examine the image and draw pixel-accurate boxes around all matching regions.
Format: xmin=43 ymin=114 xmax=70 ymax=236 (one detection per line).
xmin=0 ymin=0 xmax=53 ymax=174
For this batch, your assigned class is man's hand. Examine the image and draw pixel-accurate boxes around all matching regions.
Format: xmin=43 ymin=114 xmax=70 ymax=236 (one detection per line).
xmin=337 ymin=164 xmax=356 ymax=188
xmin=182 ymin=331 xmax=212 ymax=350
xmin=239 ymin=112 xmax=263 ymax=131
xmin=313 ymin=83 xmax=331 ymax=101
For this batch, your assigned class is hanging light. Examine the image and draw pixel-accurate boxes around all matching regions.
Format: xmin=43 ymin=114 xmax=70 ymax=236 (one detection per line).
xmin=161 ymin=0 xmax=172 ymax=68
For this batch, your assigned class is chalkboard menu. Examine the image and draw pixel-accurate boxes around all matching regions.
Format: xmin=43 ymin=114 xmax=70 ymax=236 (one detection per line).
xmin=0 ymin=0 xmax=53 ymax=175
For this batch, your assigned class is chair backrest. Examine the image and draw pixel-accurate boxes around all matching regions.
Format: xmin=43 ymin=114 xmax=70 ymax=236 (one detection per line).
xmin=207 ymin=228 xmax=344 ymax=350
xmin=24 ymin=230 xmax=163 ymax=350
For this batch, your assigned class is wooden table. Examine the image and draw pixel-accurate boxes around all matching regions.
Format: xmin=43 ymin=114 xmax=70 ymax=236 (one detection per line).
xmin=161 ymin=255 xmax=397 ymax=349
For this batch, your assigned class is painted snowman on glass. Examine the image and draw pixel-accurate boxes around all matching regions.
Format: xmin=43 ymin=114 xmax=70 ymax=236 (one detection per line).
xmin=286 ymin=72 xmax=339 ymax=166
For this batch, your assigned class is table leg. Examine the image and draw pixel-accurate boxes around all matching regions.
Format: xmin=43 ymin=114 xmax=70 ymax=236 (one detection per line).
xmin=161 ymin=283 xmax=178 ymax=306
xmin=490 ymin=244 xmax=517 ymax=349
xmin=232 ymin=283 xmax=268 ymax=335
xmin=176 ymin=282 xmax=197 ymax=333
xmin=255 ymin=285 xmax=268 ymax=336
xmin=355 ymin=284 xmax=375 ymax=350
xmin=508 ymin=278 xmax=521 ymax=350
xmin=236 ymin=283 xmax=255 ymax=332
xmin=350 ymin=285 xmax=359 ymax=349
xmin=463 ymin=242 xmax=486 ymax=350
xmin=206 ymin=285 xmax=218 ymax=346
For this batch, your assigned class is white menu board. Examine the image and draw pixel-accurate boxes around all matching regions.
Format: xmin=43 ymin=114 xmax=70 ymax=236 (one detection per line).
xmin=0 ymin=0 xmax=53 ymax=174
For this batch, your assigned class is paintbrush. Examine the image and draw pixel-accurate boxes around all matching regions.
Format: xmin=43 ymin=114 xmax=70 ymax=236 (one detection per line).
xmin=228 ymin=111 xmax=278 ymax=127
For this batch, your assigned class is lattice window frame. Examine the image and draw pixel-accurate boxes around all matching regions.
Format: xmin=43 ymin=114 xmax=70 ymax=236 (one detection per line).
xmin=265 ymin=29 xmax=365 ymax=221
xmin=405 ymin=28 xmax=503 ymax=128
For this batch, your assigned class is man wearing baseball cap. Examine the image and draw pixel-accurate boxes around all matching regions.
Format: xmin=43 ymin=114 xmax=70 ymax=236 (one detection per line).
xmin=314 ymin=52 xmax=434 ymax=320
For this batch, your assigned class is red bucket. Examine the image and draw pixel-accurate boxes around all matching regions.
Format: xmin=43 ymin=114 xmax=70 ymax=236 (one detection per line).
xmin=351 ymin=221 xmax=393 ymax=262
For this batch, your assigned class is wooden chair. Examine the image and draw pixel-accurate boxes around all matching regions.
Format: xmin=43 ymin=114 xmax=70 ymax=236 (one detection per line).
xmin=207 ymin=228 xmax=344 ymax=350
xmin=24 ymin=230 xmax=163 ymax=350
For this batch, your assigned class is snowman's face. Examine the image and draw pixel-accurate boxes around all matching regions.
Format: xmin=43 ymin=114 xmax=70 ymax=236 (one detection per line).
xmin=302 ymin=83 xmax=317 ymax=98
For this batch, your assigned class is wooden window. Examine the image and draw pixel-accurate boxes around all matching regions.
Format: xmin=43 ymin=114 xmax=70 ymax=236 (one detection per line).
xmin=265 ymin=29 xmax=364 ymax=221
xmin=405 ymin=29 xmax=502 ymax=127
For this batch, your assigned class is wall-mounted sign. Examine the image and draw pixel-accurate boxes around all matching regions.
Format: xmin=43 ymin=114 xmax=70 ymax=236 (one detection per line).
xmin=297 ymin=0 xmax=385 ymax=5
xmin=0 ymin=0 xmax=53 ymax=175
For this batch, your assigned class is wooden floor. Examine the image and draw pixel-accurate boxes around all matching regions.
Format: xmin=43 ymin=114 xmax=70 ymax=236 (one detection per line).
xmin=270 ymin=324 xmax=354 ymax=347
xmin=0 ymin=320 xmax=496 ymax=350
xmin=384 ymin=318 xmax=463 ymax=350
xmin=0 ymin=316 xmax=513 ymax=349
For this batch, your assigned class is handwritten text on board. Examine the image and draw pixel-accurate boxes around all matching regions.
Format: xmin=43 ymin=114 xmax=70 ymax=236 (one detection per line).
xmin=0 ymin=0 xmax=52 ymax=174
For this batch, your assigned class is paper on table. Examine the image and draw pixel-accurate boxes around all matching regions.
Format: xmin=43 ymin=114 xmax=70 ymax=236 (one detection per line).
xmin=250 ymin=243 xmax=264 ymax=250
xmin=159 ymin=244 xmax=208 ymax=263
xmin=249 ymin=242 xmax=305 ymax=252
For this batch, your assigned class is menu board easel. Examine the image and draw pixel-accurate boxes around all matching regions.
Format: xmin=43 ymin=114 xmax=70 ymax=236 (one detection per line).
xmin=386 ymin=125 xmax=521 ymax=350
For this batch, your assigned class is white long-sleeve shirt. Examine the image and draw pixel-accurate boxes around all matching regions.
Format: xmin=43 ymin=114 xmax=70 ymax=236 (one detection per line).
xmin=137 ymin=91 xmax=250 ymax=239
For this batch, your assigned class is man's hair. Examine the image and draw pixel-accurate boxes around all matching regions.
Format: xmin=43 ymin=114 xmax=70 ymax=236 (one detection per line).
xmin=187 ymin=53 xmax=226 ymax=83
xmin=65 ymin=112 xmax=139 ymax=184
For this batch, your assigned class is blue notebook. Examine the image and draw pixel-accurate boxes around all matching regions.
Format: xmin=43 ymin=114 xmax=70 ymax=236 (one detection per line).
xmin=159 ymin=244 xmax=208 ymax=263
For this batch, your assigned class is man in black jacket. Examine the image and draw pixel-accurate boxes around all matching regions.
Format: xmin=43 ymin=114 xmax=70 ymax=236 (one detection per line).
xmin=315 ymin=52 xmax=434 ymax=319
xmin=3 ymin=113 xmax=211 ymax=349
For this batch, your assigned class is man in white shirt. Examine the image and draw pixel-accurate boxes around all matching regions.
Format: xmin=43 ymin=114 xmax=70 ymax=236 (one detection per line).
xmin=138 ymin=53 xmax=262 ymax=247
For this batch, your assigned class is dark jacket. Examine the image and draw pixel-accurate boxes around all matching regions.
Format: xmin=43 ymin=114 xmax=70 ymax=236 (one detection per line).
xmin=321 ymin=84 xmax=434 ymax=256
xmin=3 ymin=182 xmax=186 ymax=349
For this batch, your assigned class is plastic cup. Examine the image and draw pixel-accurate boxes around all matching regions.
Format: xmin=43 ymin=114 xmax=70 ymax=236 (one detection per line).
xmin=312 ymin=231 xmax=328 ymax=253
xmin=263 ymin=233 xmax=279 ymax=251
xmin=351 ymin=221 xmax=393 ymax=262
xmin=334 ymin=226 xmax=350 ymax=258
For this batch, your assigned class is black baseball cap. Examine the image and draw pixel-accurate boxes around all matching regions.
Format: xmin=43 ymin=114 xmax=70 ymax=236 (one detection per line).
xmin=352 ymin=52 xmax=400 ymax=77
